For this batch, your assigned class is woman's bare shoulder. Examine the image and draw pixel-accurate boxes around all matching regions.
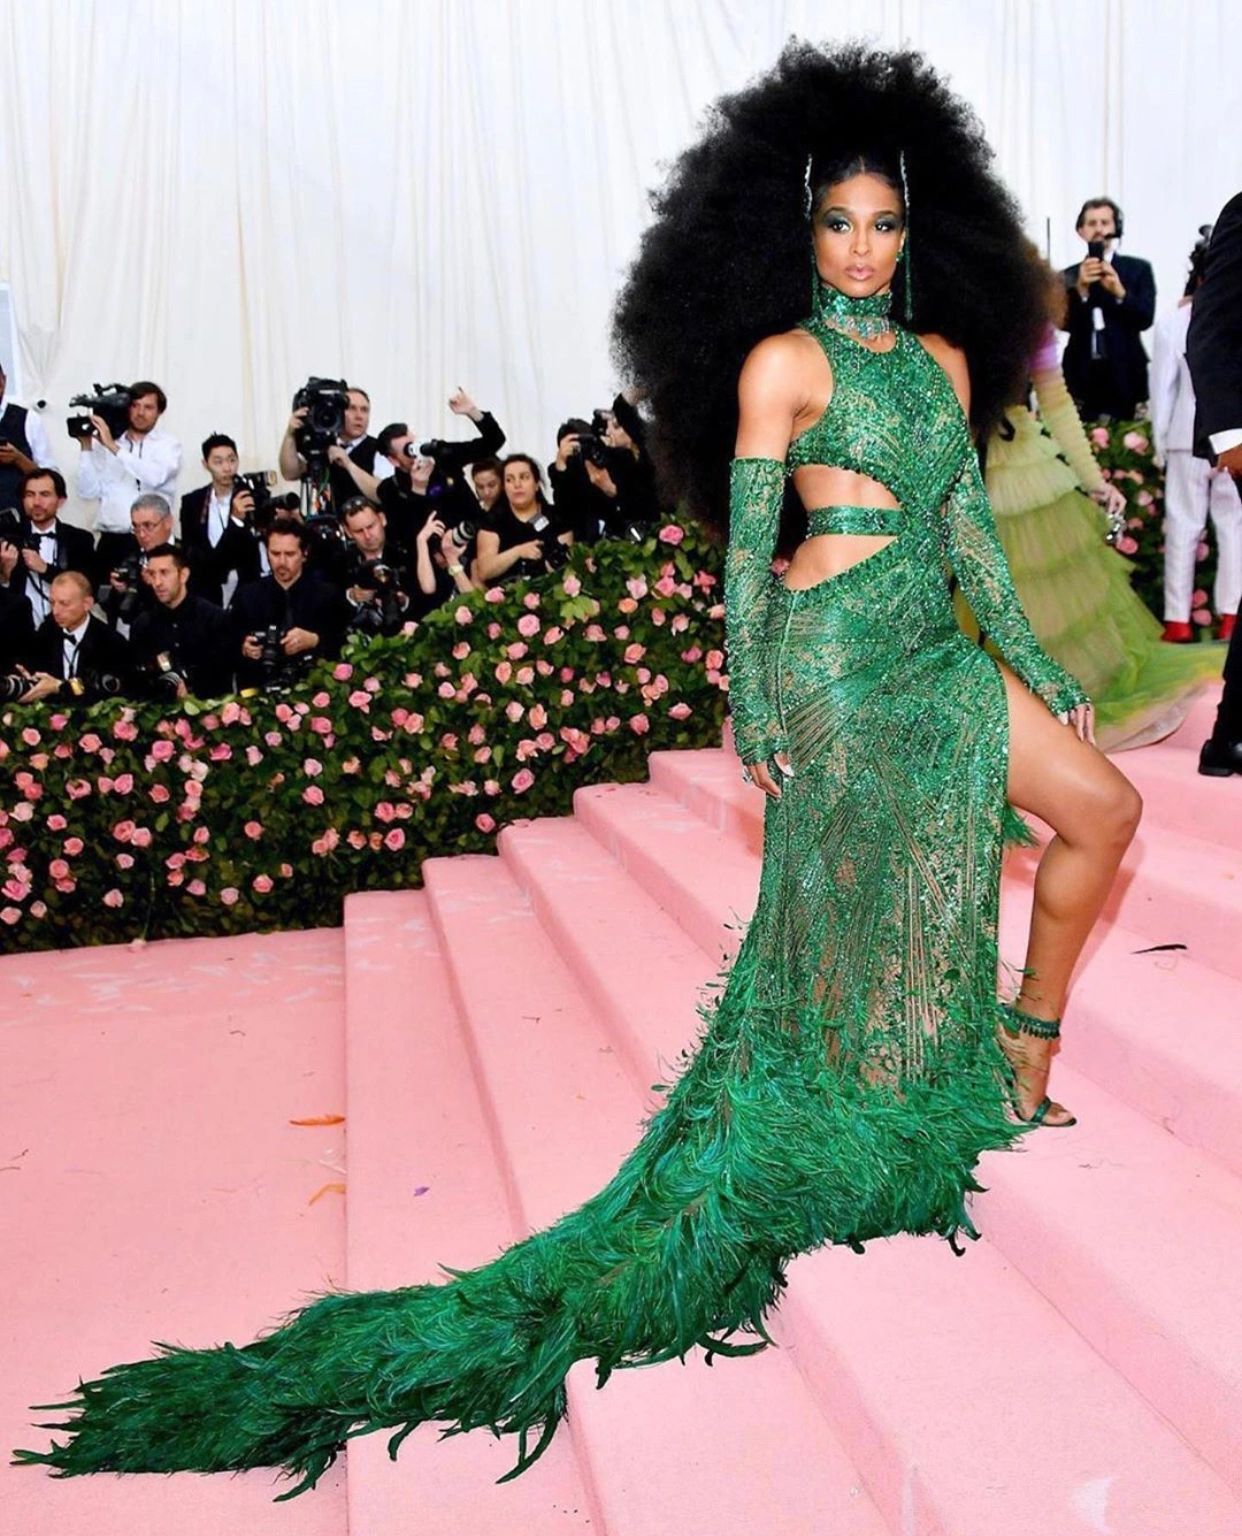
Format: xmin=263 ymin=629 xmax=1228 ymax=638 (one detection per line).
xmin=739 ymin=328 xmax=824 ymax=400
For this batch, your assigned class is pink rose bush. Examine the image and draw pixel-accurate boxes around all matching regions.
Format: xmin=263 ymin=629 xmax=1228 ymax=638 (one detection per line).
xmin=0 ymin=523 xmax=727 ymax=951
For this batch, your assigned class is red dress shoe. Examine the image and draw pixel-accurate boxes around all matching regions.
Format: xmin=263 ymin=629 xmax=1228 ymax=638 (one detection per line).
xmin=1161 ymin=620 xmax=1194 ymax=643
xmin=1218 ymin=613 xmax=1236 ymax=643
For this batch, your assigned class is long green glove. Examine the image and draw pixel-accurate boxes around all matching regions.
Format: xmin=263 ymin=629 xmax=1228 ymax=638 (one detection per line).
xmin=726 ymin=457 xmax=789 ymax=764
xmin=942 ymin=438 xmax=1090 ymax=717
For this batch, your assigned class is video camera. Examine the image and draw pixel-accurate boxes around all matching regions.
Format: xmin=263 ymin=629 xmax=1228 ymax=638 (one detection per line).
xmin=292 ymin=377 xmax=350 ymax=469
xmin=67 ymin=384 xmax=132 ymax=442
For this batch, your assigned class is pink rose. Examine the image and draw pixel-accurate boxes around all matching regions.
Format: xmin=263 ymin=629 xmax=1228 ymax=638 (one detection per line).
xmin=384 ymin=827 xmax=405 ymax=851
xmin=543 ymin=626 xmax=564 ymax=645
xmin=375 ymin=801 xmax=397 ymax=823
xmin=303 ymin=758 xmax=323 ymax=777
xmin=131 ymin=826 xmax=152 ymax=849
xmin=1115 ymin=535 xmax=1139 ymax=555
xmin=658 ymin=523 xmax=685 ymax=544
xmin=252 ymin=874 xmax=273 ymax=894
xmin=221 ymin=700 xmax=243 ymax=725
xmin=528 ymin=703 xmax=548 ymax=729
xmin=80 ymin=733 xmax=102 ymax=753
xmin=669 ymin=702 xmax=692 ymax=720
xmin=103 ymin=889 xmax=124 ymax=909
xmin=245 ymin=745 xmax=264 ymax=767
xmin=475 ymin=813 xmax=497 ymax=833
xmin=517 ymin=613 xmax=541 ymax=637
xmin=624 ymin=643 xmax=646 ymax=664
xmin=523 ymin=591 xmax=540 ymax=610
xmin=1122 ymin=431 xmax=1149 ymax=452
xmin=333 ymin=662 xmax=354 ymax=681
xmin=348 ymin=689 xmax=371 ymax=709
xmin=629 ymin=713 xmax=650 ymax=735
xmin=116 ymin=852 xmax=135 ymax=870
xmin=311 ymin=716 xmax=333 ymax=735
xmin=617 ymin=597 xmax=638 ymax=614
xmin=511 ymin=768 xmax=535 ymax=793
xmin=264 ymin=730 xmax=283 ymax=747
xmin=484 ymin=779 xmax=501 ymax=796
xmin=455 ymin=605 xmax=473 ymax=624
xmin=1090 ymin=426 xmax=1110 ymax=447
xmin=626 ymin=576 xmax=649 ymax=600
xmin=220 ymin=887 xmax=240 ymax=906
xmin=46 ymin=813 xmax=67 ymax=831
xmin=64 ymin=836 xmax=85 ymax=856
xmin=49 ymin=858 xmax=70 ymax=880
xmin=1192 ymin=607 xmax=1212 ymax=626
xmin=485 ymin=586 xmax=505 ymax=603
xmin=192 ymin=825 xmax=211 ymax=844
xmin=304 ymin=785 xmax=325 ymax=806
xmin=437 ymin=680 xmax=456 ymax=698
xmin=505 ymin=701 xmax=525 ymax=723
xmin=112 ymin=820 xmax=135 ymax=843
xmin=562 ymin=572 xmax=581 ymax=596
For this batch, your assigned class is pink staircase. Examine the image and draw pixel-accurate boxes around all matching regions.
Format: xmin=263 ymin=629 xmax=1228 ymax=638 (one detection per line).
xmin=3 ymin=689 xmax=1240 ymax=1534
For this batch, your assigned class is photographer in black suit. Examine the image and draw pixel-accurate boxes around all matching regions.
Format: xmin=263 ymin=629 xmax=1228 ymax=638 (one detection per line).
xmin=179 ymin=434 xmax=263 ymax=606
xmin=19 ymin=570 xmax=133 ymax=704
xmin=131 ymin=545 xmax=234 ymax=700
xmin=1188 ymin=192 xmax=1242 ymax=776
xmin=0 ymin=469 xmax=96 ymax=625
xmin=1060 ymin=197 xmax=1156 ymax=421
xmin=230 ymin=517 xmax=346 ymax=691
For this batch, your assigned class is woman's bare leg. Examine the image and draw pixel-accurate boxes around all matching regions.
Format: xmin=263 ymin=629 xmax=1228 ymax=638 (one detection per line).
xmin=997 ymin=664 xmax=1143 ymax=1122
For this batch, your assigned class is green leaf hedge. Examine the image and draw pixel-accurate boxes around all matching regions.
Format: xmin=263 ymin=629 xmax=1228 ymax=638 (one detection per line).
xmin=0 ymin=525 xmax=728 ymax=953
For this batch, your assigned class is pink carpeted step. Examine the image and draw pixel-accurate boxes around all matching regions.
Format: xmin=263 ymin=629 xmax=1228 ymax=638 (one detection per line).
xmin=999 ymin=882 xmax=1242 ymax=1177
xmin=1150 ymin=686 xmax=1224 ymax=752
xmin=0 ymin=929 xmax=350 ymax=1534
xmin=341 ymin=890 xmax=596 ymax=1533
xmin=651 ymin=746 xmax=1242 ymax=982
xmin=568 ymin=777 xmax=1242 ymax=1492
xmin=498 ymin=814 xmax=1242 ymax=1533
xmin=1114 ymin=746 xmax=1242 ymax=852
xmin=979 ymin=1069 xmax=1242 ymax=1498
xmin=421 ymin=853 xmax=890 ymax=1536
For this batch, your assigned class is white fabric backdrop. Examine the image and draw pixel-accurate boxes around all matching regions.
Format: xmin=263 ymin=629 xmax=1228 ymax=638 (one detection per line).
xmin=1 ymin=0 xmax=1239 ymax=527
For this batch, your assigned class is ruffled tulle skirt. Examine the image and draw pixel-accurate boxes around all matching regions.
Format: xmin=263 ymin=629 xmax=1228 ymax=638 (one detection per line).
xmin=974 ymin=406 xmax=1222 ymax=750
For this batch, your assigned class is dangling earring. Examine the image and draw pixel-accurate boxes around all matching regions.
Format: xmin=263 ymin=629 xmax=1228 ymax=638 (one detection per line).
xmin=804 ymin=153 xmax=819 ymax=312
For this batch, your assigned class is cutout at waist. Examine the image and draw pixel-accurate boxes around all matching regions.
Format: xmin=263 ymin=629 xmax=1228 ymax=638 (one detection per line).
xmin=805 ymin=504 xmax=905 ymax=538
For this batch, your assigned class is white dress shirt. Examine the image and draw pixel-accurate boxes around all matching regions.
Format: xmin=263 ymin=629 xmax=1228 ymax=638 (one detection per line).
xmin=0 ymin=392 xmax=56 ymax=470
xmin=76 ymin=426 xmax=182 ymax=534
xmin=61 ymin=614 xmax=91 ymax=678
xmin=25 ymin=522 xmax=62 ymax=625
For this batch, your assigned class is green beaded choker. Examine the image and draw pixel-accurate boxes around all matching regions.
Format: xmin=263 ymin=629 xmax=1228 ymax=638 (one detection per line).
xmin=812 ymin=281 xmax=895 ymax=341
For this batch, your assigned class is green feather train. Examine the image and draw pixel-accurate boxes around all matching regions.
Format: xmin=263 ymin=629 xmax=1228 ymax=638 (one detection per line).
xmin=15 ymin=409 xmax=1063 ymax=1497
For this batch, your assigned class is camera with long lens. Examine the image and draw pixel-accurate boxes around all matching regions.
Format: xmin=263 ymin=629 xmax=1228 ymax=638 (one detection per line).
xmin=0 ymin=505 xmax=40 ymax=551
xmin=100 ymin=552 xmax=146 ymax=626
xmin=148 ymin=650 xmax=189 ymax=701
xmin=67 ymin=383 xmax=132 ymax=442
xmin=292 ymin=378 xmax=350 ymax=470
xmin=530 ymin=510 xmax=570 ymax=572
xmin=247 ymin=622 xmax=293 ymax=693
xmin=232 ymin=471 xmax=300 ymax=537
xmin=0 ymin=671 xmax=32 ymax=702
xmin=348 ymin=559 xmax=406 ymax=637
xmin=560 ymin=415 xmax=612 ymax=470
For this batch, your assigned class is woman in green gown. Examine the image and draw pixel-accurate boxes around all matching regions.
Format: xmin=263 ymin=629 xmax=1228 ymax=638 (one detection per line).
xmin=15 ymin=43 xmax=1141 ymax=1498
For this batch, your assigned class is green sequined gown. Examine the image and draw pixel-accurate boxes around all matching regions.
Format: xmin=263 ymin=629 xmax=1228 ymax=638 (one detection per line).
xmin=15 ymin=295 xmax=1088 ymax=1498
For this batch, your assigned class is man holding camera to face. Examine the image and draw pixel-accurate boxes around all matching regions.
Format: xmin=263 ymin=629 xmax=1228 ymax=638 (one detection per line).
xmin=0 ymin=469 xmax=97 ymax=626
xmin=230 ymin=517 xmax=346 ymax=691
xmin=374 ymin=388 xmax=505 ymax=544
xmin=74 ymin=380 xmax=182 ymax=571
xmin=1060 ymin=198 xmax=1157 ymax=422
xmin=97 ymin=492 xmax=176 ymax=633
xmin=279 ymin=384 xmax=394 ymax=516
xmin=130 ymin=545 xmax=233 ymax=700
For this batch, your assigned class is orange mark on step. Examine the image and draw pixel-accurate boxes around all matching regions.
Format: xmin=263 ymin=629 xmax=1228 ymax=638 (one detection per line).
xmin=290 ymin=1114 xmax=345 ymax=1126
xmin=308 ymin=1181 xmax=346 ymax=1205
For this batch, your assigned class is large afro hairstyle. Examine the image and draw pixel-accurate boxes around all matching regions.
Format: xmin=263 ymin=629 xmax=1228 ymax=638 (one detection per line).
xmin=612 ymin=40 xmax=1049 ymax=546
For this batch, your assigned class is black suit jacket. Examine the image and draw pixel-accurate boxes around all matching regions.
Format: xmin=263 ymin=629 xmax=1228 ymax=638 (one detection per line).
xmin=27 ymin=613 xmax=134 ymax=699
xmin=228 ymin=572 xmax=347 ymax=689
xmin=1188 ymin=193 xmax=1242 ymax=461
xmin=179 ymin=485 xmax=263 ymax=605
xmin=0 ymin=587 xmax=34 ymax=667
xmin=131 ymin=593 xmax=235 ymax=699
xmin=3 ymin=518 xmax=98 ymax=599
xmin=1060 ymin=251 xmax=1157 ymax=417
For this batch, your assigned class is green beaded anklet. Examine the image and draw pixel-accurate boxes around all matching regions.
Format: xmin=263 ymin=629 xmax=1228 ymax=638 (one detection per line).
xmin=1001 ymin=1003 xmax=1062 ymax=1040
